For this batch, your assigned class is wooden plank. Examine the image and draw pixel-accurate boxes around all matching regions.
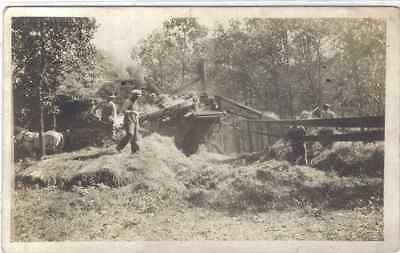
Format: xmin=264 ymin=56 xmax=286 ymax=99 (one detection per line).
xmin=236 ymin=127 xmax=241 ymax=153
xmin=247 ymin=116 xmax=384 ymax=128
xmin=240 ymin=120 xmax=246 ymax=152
xmin=194 ymin=115 xmax=224 ymax=119
xmin=215 ymin=95 xmax=263 ymax=118
xmin=236 ymin=128 xmax=284 ymax=138
xmin=192 ymin=111 xmax=225 ymax=119
xmin=247 ymin=120 xmax=254 ymax=152
xmin=224 ymin=109 xmax=260 ymax=119
xmin=258 ymin=123 xmax=265 ymax=149
xmin=140 ymin=101 xmax=195 ymax=122
xmin=304 ymin=130 xmax=384 ymax=142
xmin=233 ymin=124 xmax=383 ymax=142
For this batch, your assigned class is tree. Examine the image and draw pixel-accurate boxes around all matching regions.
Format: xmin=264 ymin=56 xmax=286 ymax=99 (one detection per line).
xmin=163 ymin=18 xmax=208 ymax=87
xmin=328 ymin=19 xmax=386 ymax=116
xmin=134 ymin=17 xmax=208 ymax=93
xmin=12 ymin=17 xmax=97 ymax=157
xmin=134 ymin=18 xmax=385 ymax=118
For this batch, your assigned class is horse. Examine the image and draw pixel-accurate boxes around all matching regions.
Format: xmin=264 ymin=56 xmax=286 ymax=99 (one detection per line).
xmin=14 ymin=128 xmax=64 ymax=158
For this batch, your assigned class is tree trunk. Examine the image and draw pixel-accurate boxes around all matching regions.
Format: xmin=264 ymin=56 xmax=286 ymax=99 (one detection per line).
xmin=271 ymin=70 xmax=281 ymax=116
xmin=158 ymin=56 xmax=164 ymax=89
xmin=200 ymin=59 xmax=206 ymax=92
xmin=37 ymin=86 xmax=46 ymax=159
xmin=303 ymin=34 xmax=318 ymax=107
xmin=52 ymin=111 xmax=57 ymax=130
xmin=37 ymin=22 xmax=46 ymax=159
xmin=316 ymin=38 xmax=322 ymax=105
xmin=282 ymin=29 xmax=294 ymax=118
xmin=181 ymin=30 xmax=186 ymax=87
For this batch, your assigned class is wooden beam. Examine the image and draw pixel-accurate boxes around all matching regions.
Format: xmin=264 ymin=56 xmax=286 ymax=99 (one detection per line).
xmin=224 ymin=109 xmax=260 ymax=119
xmin=215 ymin=95 xmax=263 ymax=118
xmin=242 ymin=128 xmax=384 ymax=142
xmin=193 ymin=111 xmax=225 ymax=119
xmin=304 ymin=130 xmax=384 ymax=142
xmin=140 ymin=101 xmax=195 ymax=122
xmin=247 ymin=121 xmax=253 ymax=152
xmin=247 ymin=116 xmax=384 ymax=128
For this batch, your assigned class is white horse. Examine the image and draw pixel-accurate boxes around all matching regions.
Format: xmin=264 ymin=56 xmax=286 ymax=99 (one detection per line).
xmin=14 ymin=128 xmax=64 ymax=157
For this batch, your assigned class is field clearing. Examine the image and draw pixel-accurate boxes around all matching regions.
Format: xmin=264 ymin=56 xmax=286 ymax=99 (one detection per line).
xmin=12 ymin=134 xmax=384 ymax=241
xmin=13 ymin=187 xmax=382 ymax=241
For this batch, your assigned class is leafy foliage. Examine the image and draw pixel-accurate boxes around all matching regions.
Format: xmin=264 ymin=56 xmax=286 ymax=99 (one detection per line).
xmin=135 ymin=18 xmax=385 ymax=118
xmin=133 ymin=17 xmax=208 ymax=93
xmin=12 ymin=17 xmax=98 ymax=130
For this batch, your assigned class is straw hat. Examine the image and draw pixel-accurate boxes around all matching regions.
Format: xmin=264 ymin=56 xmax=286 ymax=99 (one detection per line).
xmin=131 ymin=89 xmax=143 ymax=96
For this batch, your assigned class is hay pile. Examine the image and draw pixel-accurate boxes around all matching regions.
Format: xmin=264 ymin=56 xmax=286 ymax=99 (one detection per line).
xmin=267 ymin=134 xmax=383 ymax=177
xmin=268 ymin=139 xmax=291 ymax=161
xmin=182 ymin=139 xmax=384 ymax=211
xmin=15 ymin=133 xmax=197 ymax=191
xmin=15 ymin=133 xmax=233 ymax=194
xmin=15 ymin=132 xmax=383 ymax=212
xmin=183 ymin=159 xmax=382 ymax=211
xmin=268 ymin=138 xmax=324 ymax=162
xmin=191 ymin=145 xmax=233 ymax=163
xmin=311 ymin=141 xmax=384 ymax=177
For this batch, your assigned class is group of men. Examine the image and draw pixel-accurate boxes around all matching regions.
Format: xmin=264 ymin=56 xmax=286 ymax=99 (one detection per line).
xmin=95 ymin=89 xmax=144 ymax=154
xmin=96 ymin=90 xmax=337 ymax=162
xmin=311 ymin=103 xmax=337 ymax=119
xmin=286 ymin=103 xmax=337 ymax=165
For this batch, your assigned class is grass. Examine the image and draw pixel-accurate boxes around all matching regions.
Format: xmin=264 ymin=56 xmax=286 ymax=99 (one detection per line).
xmin=12 ymin=134 xmax=384 ymax=241
xmin=12 ymin=186 xmax=383 ymax=241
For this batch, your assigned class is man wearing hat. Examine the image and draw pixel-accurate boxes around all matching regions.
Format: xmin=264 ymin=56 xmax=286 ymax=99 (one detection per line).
xmin=319 ymin=104 xmax=337 ymax=147
xmin=286 ymin=124 xmax=307 ymax=165
xmin=116 ymin=89 xmax=143 ymax=154
xmin=320 ymin=104 xmax=337 ymax=119
xmin=94 ymin=93 xmax=118 ymax=140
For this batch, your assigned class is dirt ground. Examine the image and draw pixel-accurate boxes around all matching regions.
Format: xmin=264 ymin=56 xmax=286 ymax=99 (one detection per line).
xmin=13 ymin=186 xmax=383 ymax=241
xmin=12 ymin=134 xmax=384 ymax=241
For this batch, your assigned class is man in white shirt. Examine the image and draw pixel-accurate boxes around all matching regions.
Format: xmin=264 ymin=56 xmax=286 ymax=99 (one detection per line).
xmin=116 ymin=89 xmax=143 ymax=154
xmin=96 ymin=94 xmax=118 ymax=140
xmin=320 ymin=104 xmax=337 ymax=119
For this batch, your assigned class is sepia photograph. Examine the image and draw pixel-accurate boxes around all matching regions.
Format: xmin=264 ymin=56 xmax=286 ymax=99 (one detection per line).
xmin=2 ymin=6 xmax=400 ymax=252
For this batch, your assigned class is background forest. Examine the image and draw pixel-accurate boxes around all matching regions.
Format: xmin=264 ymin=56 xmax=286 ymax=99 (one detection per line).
xmin=12 ymin=17 xmax=386 ymax=130
xmin=133 ymin=18 xmax=386 ymax=118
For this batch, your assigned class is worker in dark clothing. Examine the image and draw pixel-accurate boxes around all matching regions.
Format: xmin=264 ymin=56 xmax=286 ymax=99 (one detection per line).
xmin=92 ymin=94 xmax=118 ymax=140
xmin=116 ymin=89 xmax=143 ymax=154
xmin=286 ymin=125 xmax=307 ymax=165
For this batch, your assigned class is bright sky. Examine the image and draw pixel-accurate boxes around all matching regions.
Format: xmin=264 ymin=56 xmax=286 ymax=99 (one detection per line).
xmin=93 ymin=15 xmax=167 ymax=70
xmin=91 ymin=7 xmax=372 ymax=74
xmin=92 ymin=9 xmax=233 ymax=74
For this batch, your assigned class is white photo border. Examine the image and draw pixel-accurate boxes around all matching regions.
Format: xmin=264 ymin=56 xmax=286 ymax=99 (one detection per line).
xmin=2 ymin=4 xmax=399 ymax=253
